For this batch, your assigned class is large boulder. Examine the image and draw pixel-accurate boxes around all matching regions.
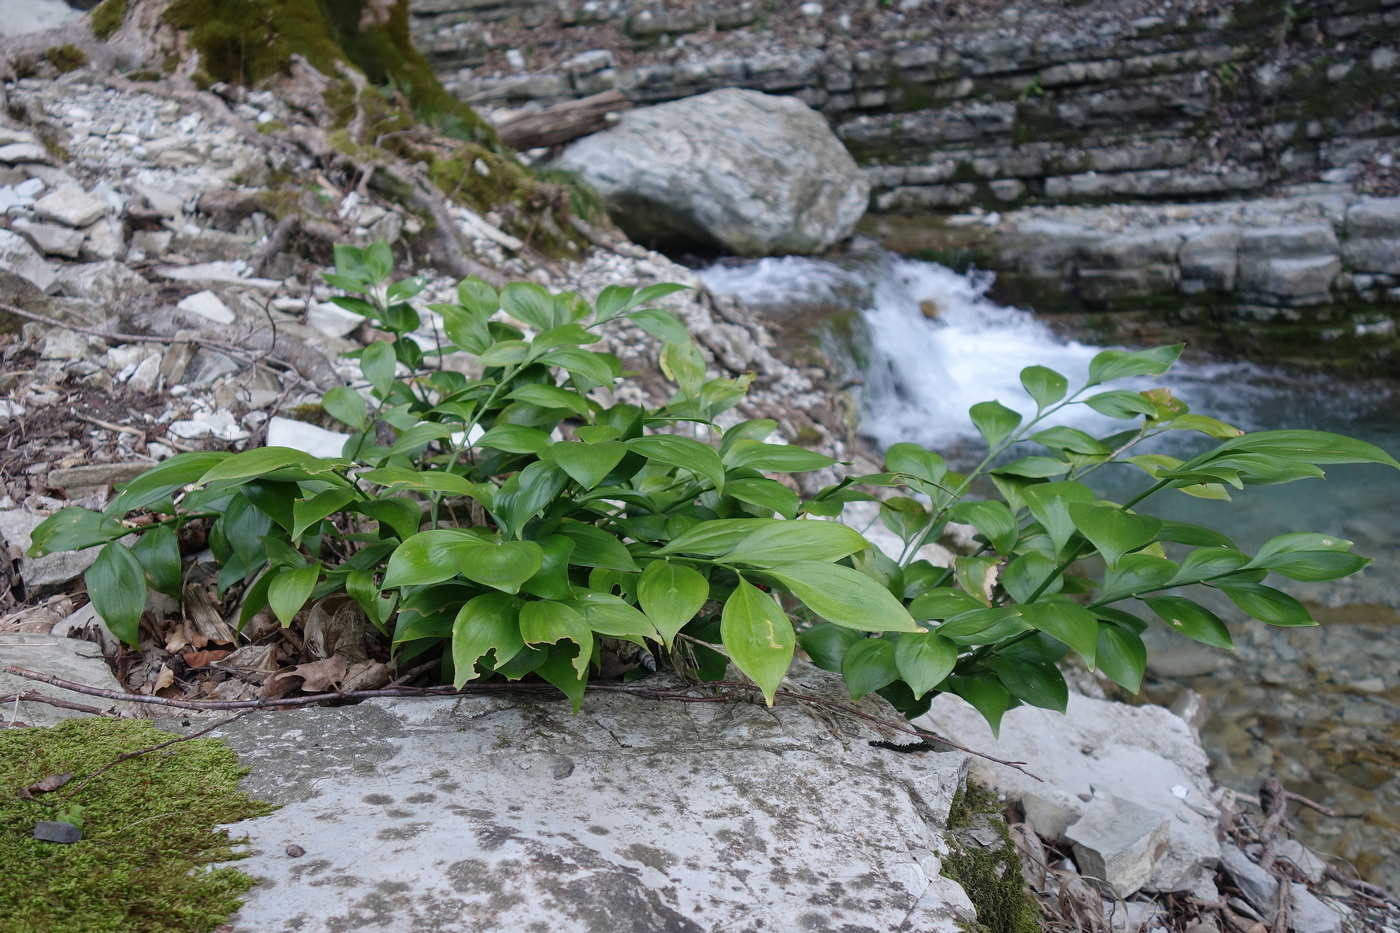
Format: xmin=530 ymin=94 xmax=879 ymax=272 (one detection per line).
xmin=194 ymin=666 xmax=986 ymax=933
xmin=556 ymin=88 xmax=869 ymax=256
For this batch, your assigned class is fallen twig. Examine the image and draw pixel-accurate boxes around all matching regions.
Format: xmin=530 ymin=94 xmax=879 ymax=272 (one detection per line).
xmin=1 ymin=691 xmax=127 ymax=720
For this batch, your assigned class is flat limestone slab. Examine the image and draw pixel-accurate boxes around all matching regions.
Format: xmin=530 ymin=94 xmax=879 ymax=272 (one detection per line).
xmin=194 ymin=671 xmax=977 ymax=933
xmin=0 ymin=633 xmax=129 ymax=727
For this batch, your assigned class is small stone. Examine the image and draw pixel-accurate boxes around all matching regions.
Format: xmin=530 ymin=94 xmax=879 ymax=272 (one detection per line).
xmin=33 ymin=186 xmax=108 ymax=229
xmin=266 ymin=417 xmax=349 ymax=458
xmin=0 ymin=509 xmax=100 ymax=589
xmin=176 ymin=290 xmax=236 ymax=325
xmin=48 ymin=463 xmax=151 ymax=490
xmin=79 ymin=218 xmax=124 ymax=262
xmin=11 ymin=219 xmax=84 ymax=258
xmin=126 ymin=355 xmax=162 ymax=393
xmin=167 ymin=420 xmax=212 ymax=439
xmin=286 ymin=844 xmax=306 ymax=858
xmin=0 ymin=229 xmax=59 ymax=293
xmin=0 ymin=143 xmax=50 ymax=164
xmin=1063 ymin=792 xmax=1172 ymax=897
xmin=306 ymin=301 xmax=364 ymax=338
xmin=33 ymin=821 xmax=82 ymax=844
xmin=1219 ymin=844 xmax=1279 ymax=913
xmin=1274 ymin=840 xmax=1327 ymax=883
xmin=1289 ymin=883 xmax=1343 ymax=933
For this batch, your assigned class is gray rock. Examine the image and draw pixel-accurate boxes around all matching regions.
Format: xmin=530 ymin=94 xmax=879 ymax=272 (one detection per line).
xmin=1239 ymin=224 xmax=1341 ymax=257
xmin=55 ymin=260 xmax=152 ymax=302
xmin=0 ymin=142 xmax=49 ymax=164
xmin=0 ymin=229 xmax=58 ymax=293
xmin=1288 ymin=883 xmax=1343 ymax=933
xmin=1081 ymin=230 xmax=1184 ymax=269
xmin=556 ymin=88 xmax=868 ymax=256
xmin=33 ymin=821 xmax=82 ymax=844
xmin=179 ymin=668 xmax=980 ymax=933
xmin=48 ymin=462 xmax=151 ymax=492
xmin=1342 ymin=237 xmax=1400 ymax=275
xmin=1219 ymin=844 xmax=1279 ymax=914
xmin=1345 ymin=197 xmax=1400 ymax=238
xmin=1064 ymin=792 xmax=1172 ymax=897
xmin=176 ymin=290 xmax=237 ymax=325
xmin=33 ymin=186 xmax=108 ymax=229
xmin=920 ymin=692 xmax=1220 ymax=892
xmin=0 ymin=627 xmax=130 ymax=727
xmin=79 ymin=218 xmax=124 ymax=262
xmin=1179 ymin=226 xmax=1241 ymax=292
xmin=1274 ymin=840 xmax=1327 ymax=884
xmin=0 ymin=510 xmax=101 ymax=590
xmin=1076 ymin=265 xmax=1177 ymax=302
xmin=1238 ymin=255 xmax=1341 ymax=302
xmin=306 ymin=301 xmax=364 ymax=338
xmin=12 ymin=219 xmax=84 ymax=259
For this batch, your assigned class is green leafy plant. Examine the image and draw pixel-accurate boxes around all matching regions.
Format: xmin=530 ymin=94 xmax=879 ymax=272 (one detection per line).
xmin=28 ymin=242 xmax=1398 ymax=731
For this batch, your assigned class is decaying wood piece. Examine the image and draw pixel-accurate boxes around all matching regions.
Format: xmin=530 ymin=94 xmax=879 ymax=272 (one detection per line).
xmin=494 ymin=90 xmax=632 ymax=151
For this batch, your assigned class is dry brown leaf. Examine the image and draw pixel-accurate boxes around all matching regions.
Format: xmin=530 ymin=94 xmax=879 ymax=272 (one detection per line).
xmin=218 ymin=644 xmax=280 ymax=675
xmin=288 ymin=656 xmax=349 ymax=693
xmin=341 ymin=660 xmax=394 ymax=693
xmin=302 ymin=596 xmax=376 ymax=662
xmin=16 ymin=772 xmax=73 ymax=799
xmin=182 ymin=649 xmax=233 ymax=668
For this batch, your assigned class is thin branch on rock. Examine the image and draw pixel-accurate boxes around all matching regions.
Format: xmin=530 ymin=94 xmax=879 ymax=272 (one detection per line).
xmin=1 ymin=691 xmax=126 ymax=720
xmin=65 ymin=708 xmax=261 ymax=796
xmin=4 ymin=665 xmax=1039 ymax=779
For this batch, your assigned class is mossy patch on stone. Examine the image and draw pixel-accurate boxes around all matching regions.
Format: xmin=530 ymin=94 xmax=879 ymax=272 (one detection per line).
xmin=942 ymin=782 xmax=1041 ymax=933
xmin=89 ymin=0 xmax=127 ymax=41
xmin=0 ymin=717 xmax=275 ymax=933
xmin=46 ymin=45 xmax=90 ymax=74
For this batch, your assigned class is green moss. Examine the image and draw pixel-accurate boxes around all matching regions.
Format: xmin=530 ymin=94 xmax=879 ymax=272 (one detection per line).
xmin=0 ymin=717 xmax=275 ymax=933
xmin=943 ymin=782 xmax=1041 ymax=933
xmin=256 ymin=119 xmax=288 ymax=134
xmin=46 ymin=45 xmax=89 ymax=74
xmin=89 ymin=0 xmax=127 ymax=40
xmin=161 ymin=0 xmax=495 ymax=145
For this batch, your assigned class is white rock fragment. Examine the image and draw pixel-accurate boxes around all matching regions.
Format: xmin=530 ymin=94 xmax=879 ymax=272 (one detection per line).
xmin=307 ymin=301 xmax=364 ymax=338
xmin=1063 ymin=791 xmax=1172 ymax=897
xmin=12 ymin=219 xmax=84 ymax=258
xmin=0 ymin=143 xmax=50 ymax=164
xmin=33 ymin=186 xmax=108 ymax=228
xmin=0 ymin=228 xmax=59 ymax=292
xmin=177 ymin=290 xmax=237 ymax=325
xmin=266 ymin=417 xmax=350 ymax=459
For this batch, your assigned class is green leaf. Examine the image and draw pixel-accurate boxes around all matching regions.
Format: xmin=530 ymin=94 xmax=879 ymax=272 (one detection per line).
xmin=1020 ymin=365 xmax=1068 ymax=410
xmin=1244 ymin=532 xmax=1370 ymax=581
xmin=894 ymin=632 xmax=958 ymax=698
xmin=386 ymin=274 xmax=426 ymax=304
xmin=796 ymin=623 xmax=864 ymax=672
xmin=453 ymin=596 xmax=526 ymax=683
xmin=440 ymin=305 xmax=491 ymax=354
xmin=1083 ymin=390 xmax=1158 ymax=419
xmin=1144 ymin=595 xmax=1235 ymax=648
xmin=332 ymin=243 xmax=367 ymax=281
xmin=724 ymin=441 xmax=837 ymax=472
xmin=969 ymin=400 xmax=1023 ymax=448
xmin=509 ymin=384 xmax=593 ymax=418
xmin=721 ymin=578 xmax=795 ymax=705
xmin=1156 ymin=520 xmax=1237 ymax=549
xmin=360 ymin=341 xmax=397 ymax=396
xmin=908 ymin=588 xmax=984 ymax=622
xmin=459 ymin=539 xmax=544 ymax=594
xmin=363 ymin=238 xmax=393 ymax=282
xmin=1087 ymin=344 xmax=1183 ymax=385
xmin=499 ymin=461 xmax=569 ymax=534
xmin=838 ymin=637 xmax=898 ymax=701
xmin=627 ymin=308 xmax=690 ymax=344
xmin=130 ymin=525 xmax=182 ymax=598
xmin=27 ymin=508 xmax=130 ymax=555
xmin=573 ymin=592 xmax=659 ymax=647
xmin=594 ymin=284 xmax=635 ymax=323
xmin=1167 ymin=414 xmax=1244 ymax=439
xmin=531 ymin=323 xmax=599 ymax=354
xmin=628 ymin=435 xmax=726 ymax=494
xmin=948 ymin=500 xmax=1018 ymax=556
xmin=1023 ymin=481 xmax=1095 ymax=558
xmin=86 ymin=544 xmax=147 ymax=646
xmin=659 ymin=340 xmax=706 ymax=397
xmin=553 ymin=521 xmax=640 ymax=571
xmin=355 ymin=497 xmax=421 ymax=542
xmin=457 ymin=276 xmax=500 ymax=316
xmin=655 ymin=518 xmax=778 ymax=557
xmin=545 ymin=440 xmax=627 ymax=489
xmin=359 ymin=468 xmax=489 ymax=502
xmin=1099 ymin=554 xmax=1178 ymax=603
xmin=884 ymin=444 xmax=947 ymax=484
xmin=992 ymin=457 xmax=1070 ymax=479
xmin=543 ymin=347 xmax=615 ymax=388
xmin=389 ymin=422 xmax=455 ymax=456
xmin=1202 ymin=429 xmax=1400 ymax=470
xmin=322 ymin=386 xmax=368 ymax=430
xmin=1031 ymin=427 xmax=1111 ymax=456
xmin=988 ymin=657 xmax=1067 ymax=712
xmin=1018 ymin=599 xmax=1098 ymax=666
xmin=478 ymin=339 xmax=532 ymax=367
xmin=521 ymin=535 xmax=576 ymax=601
xmin=638 ymin=561 xmax=710 ymax=647
xmin=763 ymin=562 xmax=921 ymax=632
xmin=519 ymin=600 xmax=593 ymax=677
xmin=1096 ymin=622 xmax=1147 ymax=693
xmin=718 ymin=520 xmax=869 ymax=567
xmin=535 ymin=643 xmax=589 ymax=712
xmin=1001 ymin=552 xmax=1060 ymax=604
xmin=955 ymin=555 xmax=1000 ymax=606
xmin=1068 ymin=503 xmax=1161 ymax=568
xmin=936 ymin=606 xmax=1027 ymax=641
xmin=291 ymin=487 xmax=358 ymax=538
xmin=1169 ymin=548 xmax=1252 ymax=585
xmin=724 ymin=478 xmax=801 ymax=519
xmin=634 ymin=282 xmax=691 ymax=305
xmin=500 ymin=281 xmax=557 ymax=330
xmin=949 ymin=675 xmax=1015 ymax=737
xmin=268 ymin=563 xmax=320 ymax=626
xmin=1214 ymin=583 xmax=1315 ymax=626
xmin=477 ymin=424 xmax=553 ymax=455
xmin=106 ymin=451 xmax=232 ymax=514
xmin=198 ymin=448 xmax=347 ymax=490
xmin=382 ymin=529 xmax=480 ymax=587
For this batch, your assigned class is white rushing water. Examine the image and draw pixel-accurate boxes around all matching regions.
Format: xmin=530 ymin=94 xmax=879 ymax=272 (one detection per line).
xmin=698 ymin=251 xmax=1290 ymax=450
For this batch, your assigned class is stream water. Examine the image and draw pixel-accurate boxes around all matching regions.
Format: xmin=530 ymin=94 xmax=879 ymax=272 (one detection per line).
xmin=698 ymin=250 xmax=1400 ymax=890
